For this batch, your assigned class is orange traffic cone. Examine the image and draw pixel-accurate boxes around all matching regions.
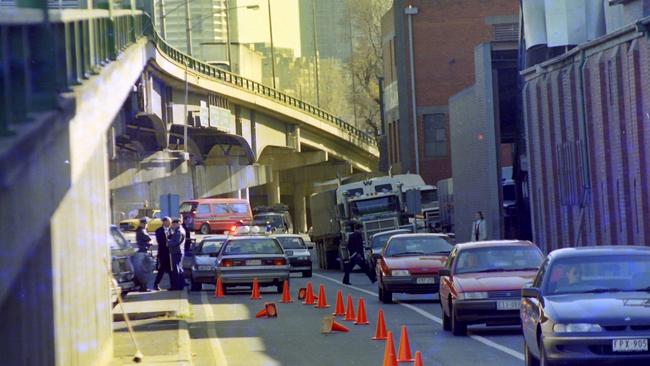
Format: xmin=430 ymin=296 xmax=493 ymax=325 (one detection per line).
xmin=250 ymin=278 xmax=261 ymax=300
xmin=397 ymin=325 xmax=414 ymax=362
xmin=280 ymin=280 xmax=293 ymax=303
xmin=372 ymin=309 xmax=388 ymax=340
xmin=303 ymin=282 xmax=316 ymax=305
xmin=320 ymin=315 xmax=350 ymax=333
xmin=382 ymin=331 xmax=398 ymax=366
xmin=355 ymin=298 xmax=369 ymax=325
xmin=414 ymin=351 xmax=424 ymax=366
xmin=333 ymin=290 xmax=345 ymax=317
xmin=255 ymin=303 xmax=278 ymax=318
xmin=315 ymin=284 xmax=331 ymax=308
xmin=343 ymin=294 xmax=356 ymax=321
xmin=214 ymin=277 xmax=225 ymax=298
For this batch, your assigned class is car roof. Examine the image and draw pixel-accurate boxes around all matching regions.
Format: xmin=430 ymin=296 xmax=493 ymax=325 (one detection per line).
xmin=226 ymin=235 xmax=275 ymax=241
xmin=389 ymin=233 xmax=450 ymax=239
xmin=183 ymin=198 xmax=249 ymax=204
xmin=454 ymin=240 xmax=537 ymax=251
xmin=372 ymin=229 xmax=411 ymax=238
xmin=548 ymin=245 xmax=650 ymax=260
xmin=201 ymin=235 xmax=228 ymax=241
xmin=272 ymin=234 xmax=302 ymax=238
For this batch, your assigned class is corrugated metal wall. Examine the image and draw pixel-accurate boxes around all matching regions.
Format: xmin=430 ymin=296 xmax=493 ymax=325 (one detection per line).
xmin=523 ymin=28 xmax=650 ymax=250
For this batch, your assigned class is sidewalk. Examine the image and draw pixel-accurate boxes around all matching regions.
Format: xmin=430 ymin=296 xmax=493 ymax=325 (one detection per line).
xmin=111 ymin=290 xmax=193 ymax=365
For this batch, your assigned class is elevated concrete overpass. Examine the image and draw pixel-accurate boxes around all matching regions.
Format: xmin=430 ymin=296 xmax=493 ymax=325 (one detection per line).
xmin=0 ymin=7 xmax=377 ymax=365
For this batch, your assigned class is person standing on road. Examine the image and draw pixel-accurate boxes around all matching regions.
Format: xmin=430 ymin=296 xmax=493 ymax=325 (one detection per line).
xmin=182 ymin=214 xmax=193 ymax=253
xmin=153 ymin=216 xmax=172 ymax=291
xmin=342 ymin=224 xmax=377 ymax=285
xmin=134 ymin=218 xmax=154 ymax=292
xmin=470 ymin=211 xmax=487 ymax=242
xmin=167 ymin=218 xmax=186 ymax=290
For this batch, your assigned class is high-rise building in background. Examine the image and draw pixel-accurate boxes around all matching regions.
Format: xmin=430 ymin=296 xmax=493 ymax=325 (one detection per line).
xmin=299 ymin=0 xmax=352 ymax=61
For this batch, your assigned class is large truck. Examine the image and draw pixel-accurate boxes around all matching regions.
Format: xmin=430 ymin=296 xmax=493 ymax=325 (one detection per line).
xmin=395 ymin=174 xmax=439 ymax=229
xmin=309 ymin=176 xmax=412 ymax=270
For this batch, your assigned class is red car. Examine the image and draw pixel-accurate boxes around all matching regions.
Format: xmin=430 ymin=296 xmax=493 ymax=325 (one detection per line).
xmin=439 ymin=240 xmax=544 ymax=336
xmin=377 ymin=233 xmax=454 ymax=304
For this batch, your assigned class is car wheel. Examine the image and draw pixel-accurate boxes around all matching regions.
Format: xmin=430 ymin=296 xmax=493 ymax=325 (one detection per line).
xmin=200 ymin=223 xmax=210 ymax=235
xmin=190 ymin=280 xmax=201 ymax=292
xmin=302 ymin=270 xmax=312 ymax=278
xmin=441 ymin=298 xmax=451 ymax=331
xmin=451 ymin=304 xmax=467 ymax=336
xmin=379 ymin=285 xmax=393 ymax=304
xmin=539 ymin=335 xmax=552 ymax=366
xmin=524 ymin=338 xmax=540 ymax=366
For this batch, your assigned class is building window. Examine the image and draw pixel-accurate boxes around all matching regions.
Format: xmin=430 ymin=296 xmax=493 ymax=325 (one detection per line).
xmin=423 ymin=114 xmax=447 ymax=158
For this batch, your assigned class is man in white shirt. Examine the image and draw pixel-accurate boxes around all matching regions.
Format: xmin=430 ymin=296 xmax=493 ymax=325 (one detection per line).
xmin=470 ymin=211 xmax=487 ymax=242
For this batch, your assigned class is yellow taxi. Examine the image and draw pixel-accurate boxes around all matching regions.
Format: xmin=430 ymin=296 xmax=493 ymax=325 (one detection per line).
xmin=119 ymin=209 xmax=163 ymax=232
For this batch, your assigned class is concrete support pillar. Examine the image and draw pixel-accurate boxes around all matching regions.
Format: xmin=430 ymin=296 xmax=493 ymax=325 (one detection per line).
xmin=293 ymin=183 xmax=307 ymax=233
xmin=266 ymin=170 xmax=280 ymax=205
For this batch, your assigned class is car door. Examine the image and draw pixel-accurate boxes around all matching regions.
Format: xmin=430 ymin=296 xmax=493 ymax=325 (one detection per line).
xmin=522 ymin=258 xmax=548 ymax=355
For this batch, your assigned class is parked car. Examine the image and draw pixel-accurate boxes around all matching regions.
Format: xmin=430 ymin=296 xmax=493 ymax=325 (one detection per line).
xmin=273 ymin=234 xmax=312 ymax=277
xmin=179 ymin=198 xmax=252 ymax=234
xmin=119 ymin=208 xmax=162 ymax=232
xmin=215 ymin=233 xmax=290 ymax=293
xmin=188 ymin=235 xmax=228 ymax=291
xmin=252 ymin=204 xmax=294 ymax=234
xmin=439 ymin=240 xmax=544 ymax=336
xmin=377 ymin=233 xmax=453 ymax=304
xmin=109 ymin=225 xmax=137 ymax=300
xmin=366 ymin=228 xmax=413 ymax=267
xmin=521 ymin=246 xmax=650 ymax=366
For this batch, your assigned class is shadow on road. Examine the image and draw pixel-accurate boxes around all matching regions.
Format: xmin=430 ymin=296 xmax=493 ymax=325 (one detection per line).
xmin=468 ymin=325 xmax=522 ymax=337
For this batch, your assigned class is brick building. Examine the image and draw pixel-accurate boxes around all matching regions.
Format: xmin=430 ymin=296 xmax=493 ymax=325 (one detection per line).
xmin=521 ymin=0 xmax=650 ymax=251
xmin=380 ymin=0 xmax=519 ymax=185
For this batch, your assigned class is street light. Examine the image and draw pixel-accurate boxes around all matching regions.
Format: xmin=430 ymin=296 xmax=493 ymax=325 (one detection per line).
xmin=405 ymin=5 xmax=419 ymax=175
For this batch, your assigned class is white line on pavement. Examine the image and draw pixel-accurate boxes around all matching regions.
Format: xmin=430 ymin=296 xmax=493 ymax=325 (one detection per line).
xmin=200 ymin=291 xmax=229 ymax=365
xmin=313 ymin=272 xmax=525 ymax=361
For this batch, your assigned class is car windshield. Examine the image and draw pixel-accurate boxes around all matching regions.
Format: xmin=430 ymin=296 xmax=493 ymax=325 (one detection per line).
xmin=222 ymin=238 xmax=283 ymax=255
xmin=199 ymin=239 xmax=224 ymax=255
xmin=384 ymin=236 xmax=453 ymax=257
xmin=253 ymin=214 xmax=284 ymax=227
xmin=350 ymin=196 xmax=400 ymax=216
xmin=179 ymin=202 xmax=195 ymax=213
xmin=110 ymin=227 xmax=131 ymax=250
xmin=276 ymin=237 xmax=306 ymax=249
xmin=545 ymin=254 xmax=650 ymax=295
xmin=454 ymin=245 xmax=543 ymax=274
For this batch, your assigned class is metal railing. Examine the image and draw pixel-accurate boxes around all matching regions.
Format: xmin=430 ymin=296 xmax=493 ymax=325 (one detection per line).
xmin=1 ymin=9 xmax=375 ymax=149
xmin=148 ymin=30 xmax=375 ymax=146
xmin=0 ymin=9 xmax=144 ymax=136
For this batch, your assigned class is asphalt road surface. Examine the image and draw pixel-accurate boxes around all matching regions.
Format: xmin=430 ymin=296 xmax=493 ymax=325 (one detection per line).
xmin=186 ymin=270 xmax=525 ymax=366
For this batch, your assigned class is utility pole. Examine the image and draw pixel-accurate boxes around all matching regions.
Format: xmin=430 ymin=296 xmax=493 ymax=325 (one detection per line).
xmin=311 ymin=0 xmax=320 ymax=106
xmin=225 ymin=0 xmax=233 ymax=71
xmin=267 ymin=0 xmax=277 ymax=88
xmin=405 ymin=5 xmax=419 ymax=175
xmin=184 ymin=0 xmax=193 ymax=56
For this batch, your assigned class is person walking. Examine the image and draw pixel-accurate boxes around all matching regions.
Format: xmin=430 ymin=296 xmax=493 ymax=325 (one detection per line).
xmin=167 ymin=218 xmax=186 ymax=290
xmin=470 ymin=211 xmax=487 ymax=242
xmin=342 ymin=223 xmax=376 ymax=285
xmin=153 ymin=216 xmax=172 ymax=291
xmin=134 ymin=218 xmax=154 ymax=292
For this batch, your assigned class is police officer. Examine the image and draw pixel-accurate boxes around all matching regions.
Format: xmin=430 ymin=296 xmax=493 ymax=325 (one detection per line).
xmin=167 ymin=218 xmax=186 ymax=290
xmin=153 ymin=216 xmax=172 ymax=291
xmin=342 ymin=223 xmax=376 ymax=285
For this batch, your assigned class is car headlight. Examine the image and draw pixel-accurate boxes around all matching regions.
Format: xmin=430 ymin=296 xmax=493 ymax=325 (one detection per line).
xmin=391 ymin=269 xmax=410 ymax=276
xmin=553 ymin=323 xmax=602 ymax=333
xmin=458 ymin=292 xmax=488 ymax=300
xmin=300 ymin=256 xmax=310 ymax=261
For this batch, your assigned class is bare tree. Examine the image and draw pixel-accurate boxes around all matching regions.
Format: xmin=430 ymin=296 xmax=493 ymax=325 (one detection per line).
xmin=347 ymin=0 xmax=391 ymax=137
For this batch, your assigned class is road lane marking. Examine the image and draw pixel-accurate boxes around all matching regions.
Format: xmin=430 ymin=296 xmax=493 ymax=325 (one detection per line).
xmin=313 ymin=272 xmax=525 ymax=361
xmin=200 ymin=291 xmax=229 ymax=365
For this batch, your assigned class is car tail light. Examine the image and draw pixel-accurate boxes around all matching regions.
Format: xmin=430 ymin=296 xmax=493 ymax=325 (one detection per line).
xmin=230 ymin=225 xmax=238 ymax=232
xmin=273 ymin=258 xmax=286 ymax=266
xmin=222 ymin=259 xmax=233 ymax=267
xmin=380 ymin=260 xmax=391 ymax=276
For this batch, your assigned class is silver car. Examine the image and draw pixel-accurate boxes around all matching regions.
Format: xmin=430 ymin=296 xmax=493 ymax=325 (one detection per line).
xmin=215 ymin=235 xmax=290 ymax=293
xmin=273 ymin=234 xmax=312 ymax=277
xmin=189 ymin=235 xmax=227 ymax=291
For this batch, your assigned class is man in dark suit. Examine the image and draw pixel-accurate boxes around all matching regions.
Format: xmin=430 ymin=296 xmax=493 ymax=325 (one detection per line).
xmin=167 ymin=218 xmax=186 ymax=290
xmin=153 ymin=216 xmax=172 ymax=291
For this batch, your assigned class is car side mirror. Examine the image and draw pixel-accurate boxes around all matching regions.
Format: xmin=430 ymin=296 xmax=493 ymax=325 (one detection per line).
xmin=439 ymin=268 xmax=450 ymax=277
xmin=521 ymin=287 xmax=540 ymax=298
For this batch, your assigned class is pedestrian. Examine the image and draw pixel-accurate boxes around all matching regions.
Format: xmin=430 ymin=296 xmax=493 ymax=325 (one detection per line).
xmin=342 ymin=223 xmax=376 ymax=285
xmin=167 ymin=218 xmax=186 ymax=290
xmin=153 ymin=216 xmax=173 ymax=291
xmin=470 ymin=211 xmax=487 ymax=242
xmin=133 ymin=218 xmax=155 ymax=292
xmin=181 ymin=215 xmax=192 ymax=253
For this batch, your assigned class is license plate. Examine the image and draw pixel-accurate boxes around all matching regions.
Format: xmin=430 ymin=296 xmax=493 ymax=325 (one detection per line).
xmin=613 ymin=339 xmax=648 ymax=352
xmin=197 ymin=265 xmax=212 ymax=271
xmin=416 ymin=277 xmax=436 ymax=284
xmin=496 ymin=300 xmax=520 ymax=310
xmin=246 ymin=260 xmax=262 ymax=266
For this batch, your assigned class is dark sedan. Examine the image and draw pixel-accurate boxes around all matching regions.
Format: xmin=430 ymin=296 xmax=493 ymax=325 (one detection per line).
xmin=188 ymin=235 xmax=227 ymax=291
xmin=366 ymin=228 xmax=412 ymax=267
xmin=521 ymin=246 xmax=650 ymax=366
